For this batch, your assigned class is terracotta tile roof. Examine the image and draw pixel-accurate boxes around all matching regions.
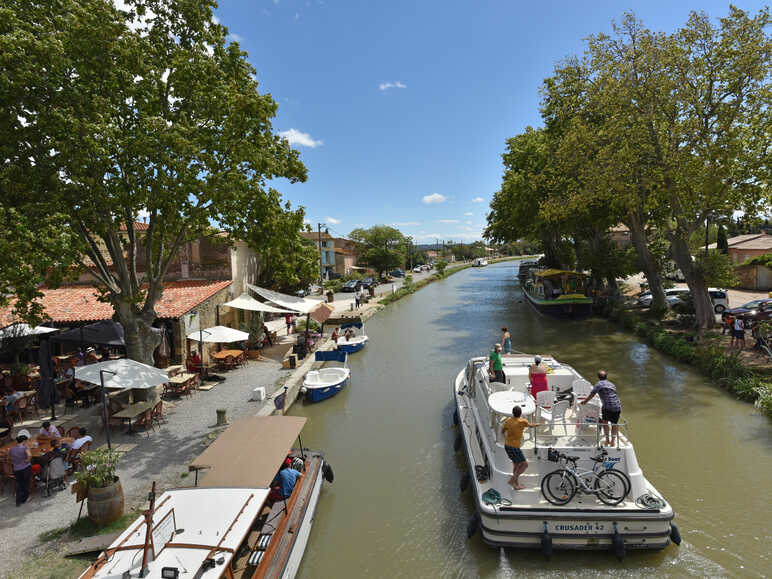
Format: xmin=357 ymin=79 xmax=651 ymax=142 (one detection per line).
xmin=0 ymin=280 xmax=232 ymax=324
xmin=119 ymin=222 xmax=150 ymax=231
xmin=729 ymin=233 xmax=772 ymax=250
xmin=726 ymin=233 xmax=766 ymax=246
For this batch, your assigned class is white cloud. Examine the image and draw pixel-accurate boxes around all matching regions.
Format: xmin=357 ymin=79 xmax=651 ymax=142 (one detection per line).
xmin=212 ymin=14 xmax=220 ymax=24
xmin=463 ymin=212 xmax=473 ymax=216
xmin=229 ymin=33 xmax=243 ymax=43
xmin=472 ymin=196 xmax=485 ymax=203
xmin=326 ymin=216 xmax=341 ymax=225
xmin=279 ymin=128 xmax=323 ymax=148
xmin=439 ymin=219 xmax=459 ymax=224
xmin=392 ymin=221 xmax=421 ymax=227
xmin=378 ymin=81 xmax=407 ymax=91
xmin=137 ymin=209 xmax=150 ymax=222
xmin=422 ymin=193 xmax=447 ymax=205
xmin=303 ymin=218 xmax=311 ymax=225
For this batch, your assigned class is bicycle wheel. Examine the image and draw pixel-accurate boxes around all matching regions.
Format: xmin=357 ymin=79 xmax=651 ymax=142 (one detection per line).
xmin=595 ymin=470 xmax=628 ymax=505
xmin=541 ymin=470 xmax=576 ymax=506
xmin=605 ymin=466 xmax=631 ymax=497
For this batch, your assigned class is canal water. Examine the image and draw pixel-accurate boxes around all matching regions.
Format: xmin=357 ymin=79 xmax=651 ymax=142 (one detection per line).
xmin=292 ymin=262 xmax=771 ymax=578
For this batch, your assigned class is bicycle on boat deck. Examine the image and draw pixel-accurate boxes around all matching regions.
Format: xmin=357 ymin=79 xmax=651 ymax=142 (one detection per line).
xmin=541 ymin=448 xmax=631 ymax=506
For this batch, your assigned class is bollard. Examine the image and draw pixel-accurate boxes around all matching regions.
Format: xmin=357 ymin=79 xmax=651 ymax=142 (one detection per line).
xmin=216 ymin=408 xmax=228 ymax=426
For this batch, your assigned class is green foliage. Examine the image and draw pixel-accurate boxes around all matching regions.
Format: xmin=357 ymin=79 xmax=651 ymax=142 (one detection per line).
xmin=295 ymin=318 xmax=321 ymax=332
xmin=434 ymin=260 xmax=448 ymax=275
xmin=349 ymin=226 xmax=406 ymax=276
xmin=74 ymin=448 xmax=120 ymax=489
xmin=239 ymin=314 xmax=263 ymax=349
xmin=324 ymin=279 xmax=343 ymax=293
xmin=695 ymin=251 xmax=737 ymax=288
xmin=716 ymin=225 xmax=729 ymax=254
xmin=740 ymin=253 xmax=772 ymax=268
xmin=2 ymin=0 xmax=307 ymax=362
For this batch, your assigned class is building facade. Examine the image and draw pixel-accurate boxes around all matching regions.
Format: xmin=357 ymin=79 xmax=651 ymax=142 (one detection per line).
xmin=300 ymin=231 xmax=336 ymax=279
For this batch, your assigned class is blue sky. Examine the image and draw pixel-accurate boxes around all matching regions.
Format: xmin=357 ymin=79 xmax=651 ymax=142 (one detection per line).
xmin=215 ymin=0 xmax=768 ymax=243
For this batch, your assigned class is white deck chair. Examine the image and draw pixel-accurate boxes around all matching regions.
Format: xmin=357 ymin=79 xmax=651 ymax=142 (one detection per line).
xmin=509 ymin=382 xmax=529 ymax=395
xmin=572 ymin=379 xmax=593 ymax=401
xmin=535 ymin=390 xmax=555 ymax=421
xmin=543 ymin=400 xmax=570 ymax=435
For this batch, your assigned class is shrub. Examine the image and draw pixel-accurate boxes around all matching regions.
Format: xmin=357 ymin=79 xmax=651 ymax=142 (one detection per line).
xmin=74 ymin=448 xmax=120 ymax=489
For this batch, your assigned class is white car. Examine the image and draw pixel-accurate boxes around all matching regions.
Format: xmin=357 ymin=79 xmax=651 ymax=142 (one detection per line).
xmin=413 ymin=266 xmax=423 ymax=273
xmin=637 ymin=287 xmax=691 ymax=307
xmin=640 ymin=287 xmax=729 ymax=313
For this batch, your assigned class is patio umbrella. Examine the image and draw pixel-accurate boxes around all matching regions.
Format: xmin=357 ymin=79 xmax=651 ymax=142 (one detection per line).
xmin=36 ymin=338 xmax=59 ymax=420
xmin=0 ymin=323 xmax=59 ymax=340
xmin=75 ymin=359 xmax=169 ymax=450
xmin=51 ymin=320 xmax=125 ymax=347
xmin=185 ymin=326 xmax=250 ymax=343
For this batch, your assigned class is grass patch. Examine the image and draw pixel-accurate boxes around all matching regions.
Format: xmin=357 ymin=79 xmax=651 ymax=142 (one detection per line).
xmin=39 ymin=510 xmax=140 ymax=544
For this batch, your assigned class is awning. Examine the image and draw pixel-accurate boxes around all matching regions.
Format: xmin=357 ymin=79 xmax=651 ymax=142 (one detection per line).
xmin=247 ymin=284 xmax=324 ymax=314
xmin=222 ymin=293 xmax=295 ymax=314
xmin=315 ymin=350 xmax=346 ymax=363
xmin=191 ymin=416 xmax=308 ymax=488
xmin=74 ymin=359 xmax=169 ymax=390
xmin=310 ymin=302 xmax=334 ymax=324
xmin=0 ymin=323 xmax=59 ymax=340
xmin=186 ymin=325 xmax=250 ymax=343
xmin=51 ymin=320 xmax=127 ymax=346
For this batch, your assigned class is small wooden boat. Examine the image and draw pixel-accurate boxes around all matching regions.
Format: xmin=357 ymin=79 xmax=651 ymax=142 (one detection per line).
xmin=80 ymin=416 xmax=333 ymax=579
xmin=523 ymin=269 xmax=593 ymax=319
xmin=335 ymin=320 xmax=368 ymax=353
xmin=302 ymin=350 xmax=350 ymax=403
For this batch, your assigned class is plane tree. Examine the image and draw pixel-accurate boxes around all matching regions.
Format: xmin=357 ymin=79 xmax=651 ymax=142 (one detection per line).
xmin=349 ymin=225 xmax=406 ymax=277
xmin=1 ymin=0 xmax=307 ymax=362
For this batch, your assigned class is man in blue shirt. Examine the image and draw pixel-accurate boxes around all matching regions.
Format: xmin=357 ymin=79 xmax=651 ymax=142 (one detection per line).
xmin=273 ymin=463 xmax=301 ymax=500
xmin=581 ymin=370 xmax=622 ymax=447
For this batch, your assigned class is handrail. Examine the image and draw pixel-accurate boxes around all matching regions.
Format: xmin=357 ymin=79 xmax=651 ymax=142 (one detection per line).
xmin=532 ymin=419 xmax=631 ymax=449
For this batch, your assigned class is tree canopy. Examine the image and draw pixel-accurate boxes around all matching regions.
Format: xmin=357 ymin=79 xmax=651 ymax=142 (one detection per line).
xmin=1 ymin=0 xmax=309 ymax=361
xmin=349 ymin=226 xmax=406 ymax=276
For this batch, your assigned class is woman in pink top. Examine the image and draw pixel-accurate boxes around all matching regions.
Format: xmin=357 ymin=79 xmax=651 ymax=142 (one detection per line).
xmin=529 ymin=356 xmax=549 ymax=397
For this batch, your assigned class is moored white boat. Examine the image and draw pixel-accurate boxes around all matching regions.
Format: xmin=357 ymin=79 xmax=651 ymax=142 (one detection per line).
xmin=473 ymin=258 xmax=488 ymax=267
xmin=335 ymin=320 xmax=368 ymax=353
xmin=453 ymin=353 xmax=679 ymax=556
xmin=80 ymin=416 xmax=333 ymax=579
xmin=302 ymin=350 xmax=350 ymax=402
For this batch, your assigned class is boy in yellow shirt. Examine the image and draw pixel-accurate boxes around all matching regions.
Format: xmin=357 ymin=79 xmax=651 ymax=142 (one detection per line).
xmin=501 ymin=406 xmax=541 ymax=490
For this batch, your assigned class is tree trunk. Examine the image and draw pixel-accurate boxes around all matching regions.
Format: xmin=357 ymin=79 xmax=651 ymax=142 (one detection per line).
xmin=626 ymin=214 xmax=667 ymax=312
xmin=669 ymin=233 xmax=715 ymax=331
xmin=114 ymin=300 xmax=161 ymax=365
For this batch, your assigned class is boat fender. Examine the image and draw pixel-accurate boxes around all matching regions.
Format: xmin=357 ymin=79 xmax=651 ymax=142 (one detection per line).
xmin=541 ymin=522 xmax=552 ymax=560
xmin=466 ymin=512 xmax=480 ymax=539
xmin=611 ymin=522 xmax=625 ymax=561
xmin=300 ymin=386 xmax=307 ymax=395
xmin=460 ymin=472 xmax=471 ymax=492
xmin=322 ymin=463 xmax=334 ymax=483
xmin=669 ymin=523 xmax=682 ymax=546
xmin=453 ymin=409 xmax=459 ymax=425
xmin=454 ymin=433 xmax=462 ymax=452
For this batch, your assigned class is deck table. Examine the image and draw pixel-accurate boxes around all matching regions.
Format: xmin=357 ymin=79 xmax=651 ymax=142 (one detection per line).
xmin=113 ymin=401 xmax=154 ymax=433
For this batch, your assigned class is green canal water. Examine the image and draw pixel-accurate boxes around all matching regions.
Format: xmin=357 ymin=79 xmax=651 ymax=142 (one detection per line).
xmin=291 ymin=262 xmax=771 ymax=578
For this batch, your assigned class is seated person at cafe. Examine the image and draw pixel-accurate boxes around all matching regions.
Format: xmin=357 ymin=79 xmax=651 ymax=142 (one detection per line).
xmin=187 ymin=350 xmax=202 ymax=373
xmin=85 ymin=347 xmax=99 ymax=364
xmin=4 ymin=388 xmax=23 ymax=413
xmin=38 ymin=438 xmax=66 ymax=472
xmin=72 ymin=428 xmax=93 ymax=451
xmin=268 ymin=459 xmax=301 ymax=502
xmin=39 ymin=421 xmax=61 ymax=438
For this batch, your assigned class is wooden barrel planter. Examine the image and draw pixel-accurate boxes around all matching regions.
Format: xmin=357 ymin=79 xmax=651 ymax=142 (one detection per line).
xmin=87 ymin=478 xmax=125 ymax=525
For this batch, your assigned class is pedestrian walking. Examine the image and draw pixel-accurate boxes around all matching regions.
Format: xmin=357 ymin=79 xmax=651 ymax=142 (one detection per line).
xmin=285 ymin=313 xmax=293 ymax=335
xmin=9 ymin=429 xmax=32 ymax=506
xmin=354 ymin=288 xmax=361 ymax=309
xmin=581 ymin=370 xmax=622 ymax=447
xmin=734 ymin=317 xmax=746 ymax=350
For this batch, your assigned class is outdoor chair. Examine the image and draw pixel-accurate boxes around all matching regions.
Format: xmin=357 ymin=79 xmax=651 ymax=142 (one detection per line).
xmin=509 ymin=382 xmax=529 ymax=395
xmin=535 ymin=391 xmax=555 ymax=421
xmin=224 ymin=355 xmax=236 ymax=371
xmin=151 ymin=401 xmax=166 ymax=428
xmin=65 ymin=426 xmax=82 ymax=439
xmin=543 ymin=400 xmax=570 ymax=435
xmin=571 ymin=379 xmax=593 ymax=402
xmin=66 ymin=441 xmax=91 ymax=473
xmin=0 ymin=457 xmax=15 ymax=495
xmin=133 ymin=409 xmax=154 ymax=438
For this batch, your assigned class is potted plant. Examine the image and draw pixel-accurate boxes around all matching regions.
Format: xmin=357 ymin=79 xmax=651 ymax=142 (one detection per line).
xmin=74 ymin=448 xmax=125 ymax=525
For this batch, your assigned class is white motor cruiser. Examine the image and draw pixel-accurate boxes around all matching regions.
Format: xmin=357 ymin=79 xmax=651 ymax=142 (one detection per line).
xmin=452 ymin=353 xmax=680 ymax=557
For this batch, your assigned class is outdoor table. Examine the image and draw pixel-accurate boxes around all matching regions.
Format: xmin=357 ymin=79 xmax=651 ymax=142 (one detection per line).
xmin=164 ymin=373 xmax=196 ymax=397
xmin=0 ymin=437 xmax=75 ymax=459
xmin=113 ymin=401 xmax=154 ymax=433
xmin=212 ymin=349 xmax=243 ymax=370
xmin=488 ymin=390 xmax=537 ymax=443
xmin=165 ymin=364 xmax=184 ymax=377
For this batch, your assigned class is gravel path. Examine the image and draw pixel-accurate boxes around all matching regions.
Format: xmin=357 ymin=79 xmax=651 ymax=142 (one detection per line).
xmin=0 ymin=356 xmax=285 ymax=577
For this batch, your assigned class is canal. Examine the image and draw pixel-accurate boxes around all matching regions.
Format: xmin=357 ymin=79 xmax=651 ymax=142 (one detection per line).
xmin=292 ymin=261 xmax=771 ymax=578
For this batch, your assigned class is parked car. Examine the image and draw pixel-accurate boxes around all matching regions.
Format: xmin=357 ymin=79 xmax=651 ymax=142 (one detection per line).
xmin=390 ymin=269 xmax=405 ymax=278
xmin=727 ymin=298 xmax=772 ymax=324
xmin=361 ymin=277 xmax=378 ymax=289
xmin=663 ymin=288 xmax=728 ymax=313
xmin=421 ymin=264 xmax=431 ymax=271
xmin=722 ymin=298 xmax=772 ymax=321
xmin=413 ymin=266 xmax=423 ymax=273
xmin=295 ymin=284 xmax=322 ymax=297
xmin=637 ymin=287 xmax=691 ymax=308
xmin=341 ymin=280 xmax=362 ymax=292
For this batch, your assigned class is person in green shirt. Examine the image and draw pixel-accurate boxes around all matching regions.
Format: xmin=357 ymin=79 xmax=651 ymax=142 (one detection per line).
xmin=489 ymin=343 xmax=505 ymax=383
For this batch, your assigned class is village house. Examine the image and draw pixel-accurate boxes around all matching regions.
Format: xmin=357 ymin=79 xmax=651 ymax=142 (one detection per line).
xmin=300 ymin=230 xmax=336 ymax=279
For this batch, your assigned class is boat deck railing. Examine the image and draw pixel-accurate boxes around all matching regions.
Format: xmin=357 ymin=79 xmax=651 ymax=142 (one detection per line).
xmin=532 ymin=420 xmax=631 ymax=449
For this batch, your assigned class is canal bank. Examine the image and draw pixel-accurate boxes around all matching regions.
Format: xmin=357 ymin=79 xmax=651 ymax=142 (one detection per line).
xmin=289 ymin=261 xmax=771 ymax=578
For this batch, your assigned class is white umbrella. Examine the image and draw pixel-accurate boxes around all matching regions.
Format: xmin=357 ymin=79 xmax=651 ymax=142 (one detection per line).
xmin=0 ymin=323 xmax=58 ymax=340
xmin=75 ymin=359 xmax=170 ymax=390
xmin=247 ymin=284 xmax=324 ymax=314
xmin=222 ymin=293 xmax=295 ymax=314
xmin=186 ymin=325 xmax=250 ymax=343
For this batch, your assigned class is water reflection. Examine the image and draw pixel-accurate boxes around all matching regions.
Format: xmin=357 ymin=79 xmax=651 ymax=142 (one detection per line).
xmin=293 ymin=262 xmax=771 ymax=578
